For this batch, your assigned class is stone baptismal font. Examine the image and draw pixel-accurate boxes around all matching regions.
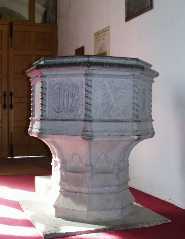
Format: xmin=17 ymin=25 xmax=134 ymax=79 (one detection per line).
xmin=27 ymin=56 xmax=159 ymax=224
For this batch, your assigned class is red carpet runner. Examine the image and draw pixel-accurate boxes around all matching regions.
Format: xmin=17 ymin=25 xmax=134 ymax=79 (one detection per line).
xmin=0 ymin=176 xmax=184 ymax=239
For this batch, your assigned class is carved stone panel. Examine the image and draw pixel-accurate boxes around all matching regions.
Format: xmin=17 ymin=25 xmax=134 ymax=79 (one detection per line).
xmin=92 ymin=77 xmax=133 ymax=120
xmin=46 ymin=78 xmax=85 ymax=120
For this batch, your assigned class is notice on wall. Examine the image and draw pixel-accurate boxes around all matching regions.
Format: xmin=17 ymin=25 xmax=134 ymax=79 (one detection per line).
xmin=94 ymin=26 xmax=110 ymax=56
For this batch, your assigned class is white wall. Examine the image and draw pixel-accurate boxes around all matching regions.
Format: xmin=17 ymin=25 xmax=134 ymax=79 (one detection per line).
xmin=58 ymin=0 xmax=185 ymax=209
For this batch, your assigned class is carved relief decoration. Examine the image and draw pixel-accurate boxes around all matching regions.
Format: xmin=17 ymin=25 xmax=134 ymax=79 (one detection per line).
xmin=47 ymin=79 xmax=84 ymax=119
xmin=93 ymin=78 xmax=132 ymax=120
xmin=52 ymin=82 xmax=79 ymax=113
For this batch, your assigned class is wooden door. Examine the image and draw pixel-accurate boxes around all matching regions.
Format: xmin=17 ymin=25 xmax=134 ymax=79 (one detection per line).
xmin=0 ymin=22 xmax=9 ymax=159
xmin=8 ymin=22 xmax=57 ymax=157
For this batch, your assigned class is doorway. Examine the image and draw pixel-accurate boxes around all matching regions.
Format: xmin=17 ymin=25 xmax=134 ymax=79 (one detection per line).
xmin=0 ymin=21 xmax=57 ymax=161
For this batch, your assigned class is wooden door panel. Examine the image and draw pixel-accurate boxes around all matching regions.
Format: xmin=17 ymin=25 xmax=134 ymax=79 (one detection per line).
xmin=12 ymin=127 xmax=29 ymax=157
xmin=13 ymin=103 xmax=29 ymax=123
xmin=0 ymin=30 xmax=5 ymax=52
xmin=28 ymin=137 xmax=50 ymax=155
xmin=14 ymin=55 xmax=33 ymax=74
xmin=13 ymin=76 xmax=29 ymax=98
xmin=12 ymin=23 xmax=57 ymax=53
xmin=0 ymin=126 xmax=3 ymax=159
xmin=0 ymin=74 xmax=3 ymax=158
xmin=9 ymin=22 xmax=57 ymax=157
xmin=0 ymin=23 xmax=8 ymax=159
xmin=0 ymin=98 xmax=2 ymax=121
xmin=13 ymin=31 xmax=32 ymax=50
xmin=34 ymin=32 xmax=54 ymax=50
xmin=13 ymin=128 xmax=29 ymax=143
xmin=0 ymin=55 xmax=2 ymax=72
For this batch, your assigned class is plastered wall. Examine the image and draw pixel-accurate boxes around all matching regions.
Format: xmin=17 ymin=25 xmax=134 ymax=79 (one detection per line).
xmin=58 ymin=0 xmax=185 ymax=208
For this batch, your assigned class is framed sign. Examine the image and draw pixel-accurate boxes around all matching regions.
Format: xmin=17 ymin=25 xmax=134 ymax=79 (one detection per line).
xmin=94 ymin=26 xmax=110 ymax=56
xmin=125 ymin=0 xmax=153 ymax=22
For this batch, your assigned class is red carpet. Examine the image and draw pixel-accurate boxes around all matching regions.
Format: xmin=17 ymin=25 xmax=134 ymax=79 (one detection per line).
xmin=0 ymin=176 xmax=184 ymax=239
